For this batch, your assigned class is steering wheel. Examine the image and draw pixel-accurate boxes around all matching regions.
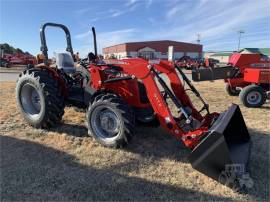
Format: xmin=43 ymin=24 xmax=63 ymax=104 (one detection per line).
xmin=78 ymin=58 xmax=89 ymax=68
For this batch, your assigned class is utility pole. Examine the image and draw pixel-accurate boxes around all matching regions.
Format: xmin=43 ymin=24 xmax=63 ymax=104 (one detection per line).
xmin=237 ymin=30 xmax=245 ymax=51
xmin=196 ymin=33 xmax=201 ymax=44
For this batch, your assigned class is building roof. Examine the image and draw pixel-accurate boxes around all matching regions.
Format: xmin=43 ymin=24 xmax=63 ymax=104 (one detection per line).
xmin=239 ymin=48 xmax=270 ymax=56
xmin=211 ymin=52 xmax=233 ymax=57
xmin=103 ymin=40 xmax=202 ymax=54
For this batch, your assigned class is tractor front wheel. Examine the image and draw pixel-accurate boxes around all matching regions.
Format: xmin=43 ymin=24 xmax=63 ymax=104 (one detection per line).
xmin=240 ymin=85 xmax=266 ymax=108
xmin=86 ymin=93 xmax=135 ymax=148
xmin=225 ymin=83 xmax=240 ymax=96
xmin=16 ymin=68 xmax=65 ymax=128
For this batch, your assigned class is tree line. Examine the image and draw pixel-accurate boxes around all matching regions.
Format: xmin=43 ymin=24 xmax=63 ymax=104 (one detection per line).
xmin=0 ymin=43 xmax=33 ymax=56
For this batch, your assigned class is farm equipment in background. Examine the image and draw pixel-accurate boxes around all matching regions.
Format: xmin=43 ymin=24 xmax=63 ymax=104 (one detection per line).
xmin=8 ymin=53 xmax=36 ymax=66
xmin=16 ymin=23 xmax=251 ymax=186
xmin=192 ymin=53 xmax=270 ymax=107
xmin=176 ymin=56 xmax=196 ymax=69
xmin=0 ymin=46 xmax=10 ymax=67
xmin=207 ymin=58 xmax=220 ymax=68
xmin=176 ymin=56 xmax=219 ymax=70
xmin=176 ymin=56 xmax=202 ymax=69
xmin=0 ymin=46 xmax=36 ymax=67
xmin=0 ymin=57 xmax=10 ymax=68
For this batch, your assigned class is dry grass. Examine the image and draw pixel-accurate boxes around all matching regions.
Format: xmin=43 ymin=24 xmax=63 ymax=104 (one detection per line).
xmin=0 ymin=81 xmax=269 ymax=201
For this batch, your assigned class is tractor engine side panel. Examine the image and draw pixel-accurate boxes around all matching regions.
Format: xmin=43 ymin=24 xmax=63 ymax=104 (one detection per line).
xmin=89 ymin=66 xmax=150 ymax=108
xmin=103 ymin=79 xmax=151 ymax=108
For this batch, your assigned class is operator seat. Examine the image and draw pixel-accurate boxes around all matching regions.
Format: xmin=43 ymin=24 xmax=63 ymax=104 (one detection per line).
xmin=55 ymin=52 xmax=76 ymax=74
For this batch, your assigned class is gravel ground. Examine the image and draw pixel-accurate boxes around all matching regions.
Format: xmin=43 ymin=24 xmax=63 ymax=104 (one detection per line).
xmin=0 ymin=81 xmax=269 ymax=201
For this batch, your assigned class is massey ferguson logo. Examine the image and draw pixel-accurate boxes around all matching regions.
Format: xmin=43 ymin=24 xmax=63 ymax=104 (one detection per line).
xmin=260 ymin=57 xmax=270 ymax=62
xmin=250 ymin=63 xmax=270 ymax=68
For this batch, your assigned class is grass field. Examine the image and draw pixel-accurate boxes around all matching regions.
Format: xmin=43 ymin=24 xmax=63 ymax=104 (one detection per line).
xmin=0 ymin=81 xmax=269 ymax=201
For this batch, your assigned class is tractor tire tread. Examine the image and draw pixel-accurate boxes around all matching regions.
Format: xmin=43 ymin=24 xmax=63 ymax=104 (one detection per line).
xmin=87 ymin=93 xmax=135 ymax=148
xmin=16 ymin=68 xmax=65 ymax=128
xmin=239 ymin=85 xmax=266 ymax=108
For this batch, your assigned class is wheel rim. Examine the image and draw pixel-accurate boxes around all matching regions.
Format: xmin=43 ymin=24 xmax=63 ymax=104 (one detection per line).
xmin=20 ymin=83 xmax=41 ymax=118
xmin=90 ymin=106 xmax=121 ymax=140
xmin=247 ymin=91 xmax=262 ymax=105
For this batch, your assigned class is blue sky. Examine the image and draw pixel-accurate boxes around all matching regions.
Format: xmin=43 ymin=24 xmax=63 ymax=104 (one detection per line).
xmin=1 ymin=0 xmax=270 ymax=56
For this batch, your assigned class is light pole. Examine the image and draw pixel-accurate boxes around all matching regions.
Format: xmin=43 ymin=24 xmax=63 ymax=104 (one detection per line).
xmin=238 ymin=30 xmax=245 ymax=51
xmin=197 ymin=33 xmax=201 ymax=44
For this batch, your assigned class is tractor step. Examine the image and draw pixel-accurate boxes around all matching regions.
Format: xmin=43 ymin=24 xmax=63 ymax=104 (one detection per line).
xmin=67 ymin=86 xmax=85 ymax=108
xmin=189 ymin=104 xmax=251 ymax=183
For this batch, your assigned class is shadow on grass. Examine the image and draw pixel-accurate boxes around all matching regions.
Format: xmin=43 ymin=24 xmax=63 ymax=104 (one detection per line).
xmin=1 ymin=135 xmax=233 ymax=201
xmin=246 ymin=129 xmax=270 ymax=201
xmin=50 ymin=122 xmax=190 ymax=163
xmin=50 ymin=123 xmax=88 ymax=138
xmin=35 ymin=122 xmax=269 ymax=201
xmin=125 ymin=125 xmax=191 ymax=163
xmin=260 ymin=105 xmax=270 ymax=110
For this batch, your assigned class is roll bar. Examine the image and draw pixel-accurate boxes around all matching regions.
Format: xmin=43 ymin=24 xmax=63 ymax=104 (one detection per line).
xmin=40 ymin=22 xmax=74 ymax=65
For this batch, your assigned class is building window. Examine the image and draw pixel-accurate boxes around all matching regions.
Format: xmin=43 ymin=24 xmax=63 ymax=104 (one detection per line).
xmin=138 ymin=51 xmax=155 ymax=59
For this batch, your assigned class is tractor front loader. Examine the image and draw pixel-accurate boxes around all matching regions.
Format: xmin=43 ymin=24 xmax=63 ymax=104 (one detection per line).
xmin=16 ymin=23 xmax=251 ymax=186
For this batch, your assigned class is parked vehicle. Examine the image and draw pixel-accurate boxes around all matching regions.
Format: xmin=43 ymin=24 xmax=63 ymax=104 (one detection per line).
xmin=192 ymin=53 xmax=270 ymax=107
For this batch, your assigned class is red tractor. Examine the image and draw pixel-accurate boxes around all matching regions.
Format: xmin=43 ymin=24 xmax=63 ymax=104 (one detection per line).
xmin=192 ymin=53 xmax=270 ymax=107
xmin=16 ymin=23 xmax=251 ymax=185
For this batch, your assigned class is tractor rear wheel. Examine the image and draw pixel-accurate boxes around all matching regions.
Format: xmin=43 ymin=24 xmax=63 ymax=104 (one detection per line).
xmin=225 ymin=83 xmax=240 ymax=96
xmin=86 ymin=93 xmax=135 ymax=148
xmin=16 ymin=68 xmax=65 ymax=128
xmin=240 ymin=85 xmax=266 ymax=108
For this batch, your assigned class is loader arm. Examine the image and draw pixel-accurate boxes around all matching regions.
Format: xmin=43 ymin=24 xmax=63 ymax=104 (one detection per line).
xmin=116 ymin=58 xmax=251 ymax=183
xmin=117 ymin=58 xmax=217 ymax=148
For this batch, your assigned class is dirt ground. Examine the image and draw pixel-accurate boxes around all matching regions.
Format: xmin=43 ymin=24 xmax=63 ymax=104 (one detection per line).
xmin=0 ymin=81 xmax=269 ymax=201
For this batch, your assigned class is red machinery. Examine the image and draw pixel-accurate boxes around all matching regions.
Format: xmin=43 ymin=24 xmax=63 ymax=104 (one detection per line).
xmin=15 ymin=23 xmax=251 ymax=185
xmin=176 ymin=56 xmax=219 ymax=70
xmin=192 ymin=53 xmax=270 ymax=107
xmin=176 ymin=56 xmax=196 ymax=69
xmin=176 ymin=56 xmax=202 ymax=69
xmin=8 ymin=53 xmax=36 ymax=65
xmin=1 ymin=53 xmax=36 ymax=67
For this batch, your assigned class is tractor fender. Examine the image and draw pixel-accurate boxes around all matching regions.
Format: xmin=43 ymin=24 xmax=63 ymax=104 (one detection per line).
xmin=37 ymin=65 xmax=68 ymax=98
xmin=88 ymin=90 xmax=115 ymax=105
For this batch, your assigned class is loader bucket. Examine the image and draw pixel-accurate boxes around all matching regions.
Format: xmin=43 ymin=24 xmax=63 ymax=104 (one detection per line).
xmin=189 ymin=104 xmax=251 ymax=183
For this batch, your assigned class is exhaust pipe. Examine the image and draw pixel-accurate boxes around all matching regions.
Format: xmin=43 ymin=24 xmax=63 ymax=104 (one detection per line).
xmin=92 ymin=27 xmax=97 ymax=57
xmin=189 ymin=104 xmax=251 ymax=184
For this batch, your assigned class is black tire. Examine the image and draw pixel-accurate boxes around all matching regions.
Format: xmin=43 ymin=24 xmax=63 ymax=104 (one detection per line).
xmin=240 ymin=85 xmax=266 ymax=108
xmin=225 ymin=83 xmax=240 ymax=96
xmin=16 ymin=68 xmax=65 ymax=128
xmin=86 ymin=93 xmax=135 ymax=148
